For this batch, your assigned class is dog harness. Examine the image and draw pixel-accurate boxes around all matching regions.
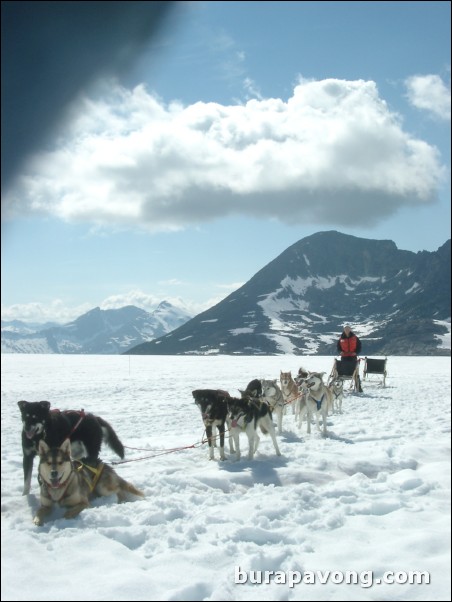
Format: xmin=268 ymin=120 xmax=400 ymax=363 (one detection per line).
xmin=44 ymin=410 xmax=86 ymax=443
xmin=309 ymin=393 xmax=325 ymax=412
xmin=75 ymin=460 xmax=105 ymax=493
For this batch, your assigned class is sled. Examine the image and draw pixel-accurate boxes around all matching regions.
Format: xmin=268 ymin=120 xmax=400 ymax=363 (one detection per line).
xmin=329 ymin=357 xmax=362 ymax=393
xmin=363 ymin=356 xmax=387 ymax=387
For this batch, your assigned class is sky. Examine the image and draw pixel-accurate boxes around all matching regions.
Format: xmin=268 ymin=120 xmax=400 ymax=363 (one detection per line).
xmin=1 ymin=1 xmax=451 ymax=325
xmin=1 ymin=354 xmax=451 ymax=601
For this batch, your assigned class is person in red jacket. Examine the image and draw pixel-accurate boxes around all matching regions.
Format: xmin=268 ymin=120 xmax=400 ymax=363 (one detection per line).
xmin=336 ymin=325 xmax=363 ymax=392
xmin=337 ymin=325 xmax=361 ymax=357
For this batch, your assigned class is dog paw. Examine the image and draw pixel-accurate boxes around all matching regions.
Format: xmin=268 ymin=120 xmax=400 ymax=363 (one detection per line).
xmin=33 ymin=516 xmax=43 ymax=526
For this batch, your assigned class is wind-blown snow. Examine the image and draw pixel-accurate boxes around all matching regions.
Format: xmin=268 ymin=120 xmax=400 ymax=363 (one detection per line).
xmin=1 ymin=354 xmax=450 ymax=601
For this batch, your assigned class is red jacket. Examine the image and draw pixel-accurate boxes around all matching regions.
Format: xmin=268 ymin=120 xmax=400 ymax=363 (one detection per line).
xmin=337 ymin=333 xmax=361 ymax=357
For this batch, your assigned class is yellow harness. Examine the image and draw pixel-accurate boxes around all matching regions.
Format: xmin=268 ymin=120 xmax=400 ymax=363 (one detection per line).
xmin=74 ymin=461 xmax=105 ymax=493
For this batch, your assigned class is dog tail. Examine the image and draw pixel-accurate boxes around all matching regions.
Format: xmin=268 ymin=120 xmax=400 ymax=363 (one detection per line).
xmin=97 ymin=417 xmax=125 ymax=459
xmin=118 ymin=477 xmax=145 ymax=499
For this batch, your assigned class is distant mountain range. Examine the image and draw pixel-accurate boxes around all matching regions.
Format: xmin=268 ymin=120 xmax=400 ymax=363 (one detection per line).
xmin=3 ymin=231 xmax=450 ymax=356
xmin=127 ymin=231 xmax=451 ymax=356
xmin=1 ymin=302 xmax=192 ymax=354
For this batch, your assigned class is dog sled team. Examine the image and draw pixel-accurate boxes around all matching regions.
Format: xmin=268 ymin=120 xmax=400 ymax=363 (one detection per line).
xmin=18 ymin=323 xmax=383 ymax=525
xmin=193 ymin=326 xmax=391 ymax=465
xmin=18 ymin=364 xmax=351 ymax=525
xmin=192 ymin=365 xmax=347 ymax=463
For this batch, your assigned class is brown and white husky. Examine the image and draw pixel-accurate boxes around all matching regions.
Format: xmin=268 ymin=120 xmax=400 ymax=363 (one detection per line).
xmin=34 ymin=439 xmax=143 ymax=525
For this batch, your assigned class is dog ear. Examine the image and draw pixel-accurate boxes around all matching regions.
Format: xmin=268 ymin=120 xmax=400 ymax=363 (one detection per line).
xmin=17 ymin=400 xmax=27 ymax=410
xmin=38 ymin=439 xmax=49 ymax=455
xmin=61 ymin=439 xmax=71 ymax=455
xmin=39 ymin=401 xmax=51 ymax=411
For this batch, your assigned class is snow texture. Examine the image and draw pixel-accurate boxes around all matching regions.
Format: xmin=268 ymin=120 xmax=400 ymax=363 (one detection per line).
xmin=1 ymin=354 xmax=450 ymax=601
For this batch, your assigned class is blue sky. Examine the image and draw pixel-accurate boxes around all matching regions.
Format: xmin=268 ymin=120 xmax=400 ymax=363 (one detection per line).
xmin=2 ymin=1 xmax=450 ymax=324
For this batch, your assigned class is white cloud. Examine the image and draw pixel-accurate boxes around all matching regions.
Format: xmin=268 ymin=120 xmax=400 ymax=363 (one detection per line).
xmin=98 ymin=289 xmax=215 ymax=316
xmin=243 ymin=77 xmax=263 ymax=100
xmin=1 ymin=287 xmax=237 ymax=325
xmin=99 ymin=290 xmax=162 ymax=313
xmin=4 ymin=78 xmax=446 ymax=230
xmin=1 ymin=300 xmax=92 ymax=325
xmin=405 ymin=74 xmax=451 ymax=120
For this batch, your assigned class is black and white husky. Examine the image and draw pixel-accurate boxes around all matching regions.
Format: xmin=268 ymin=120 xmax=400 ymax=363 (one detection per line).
xmin=226 ymin=396 xmax=281 ymax=461
xmin=192 ymin=389 xmax=235 ymax=460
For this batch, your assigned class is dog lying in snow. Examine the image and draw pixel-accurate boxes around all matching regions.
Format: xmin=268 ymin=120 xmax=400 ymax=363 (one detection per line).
xmin=34 ymin=439 xmax=143 ymax=525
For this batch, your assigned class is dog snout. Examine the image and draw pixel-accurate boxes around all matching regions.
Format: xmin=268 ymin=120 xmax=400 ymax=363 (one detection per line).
xmin=25 ymin=426 xmax=39 ymax=439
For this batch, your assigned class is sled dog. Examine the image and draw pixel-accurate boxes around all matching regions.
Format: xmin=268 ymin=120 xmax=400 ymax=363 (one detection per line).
xmin=280 ymin=371 xmax=302 ymax=417
xmin=304 ymin=372 xmax=333 ymax=435
xmin=260 ymin=379 xmax=285 ymax=435
xmin=34 ymin=439 xmax=143 ymax=525
xmin=18 ymin=400 xmax=125 ymax=495
xmin=192 ymin=389 xmax=235 ymax=460
xmin=241 ymin=379 xmax=263 ymax=398
xmin=227 ymin=396 xmax=281 ymax=460
xmin=328 ymin=378 xmax=344 ymax=413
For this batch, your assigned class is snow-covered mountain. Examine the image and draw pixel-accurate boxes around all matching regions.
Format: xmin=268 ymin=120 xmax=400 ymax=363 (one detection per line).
xmin=1 ymin=302 xmax=192 ymax=354
xmin=1 ymin=319 xmax=59 ymax=334
xmin=128 ymin=231 xmax=451 ymax=356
